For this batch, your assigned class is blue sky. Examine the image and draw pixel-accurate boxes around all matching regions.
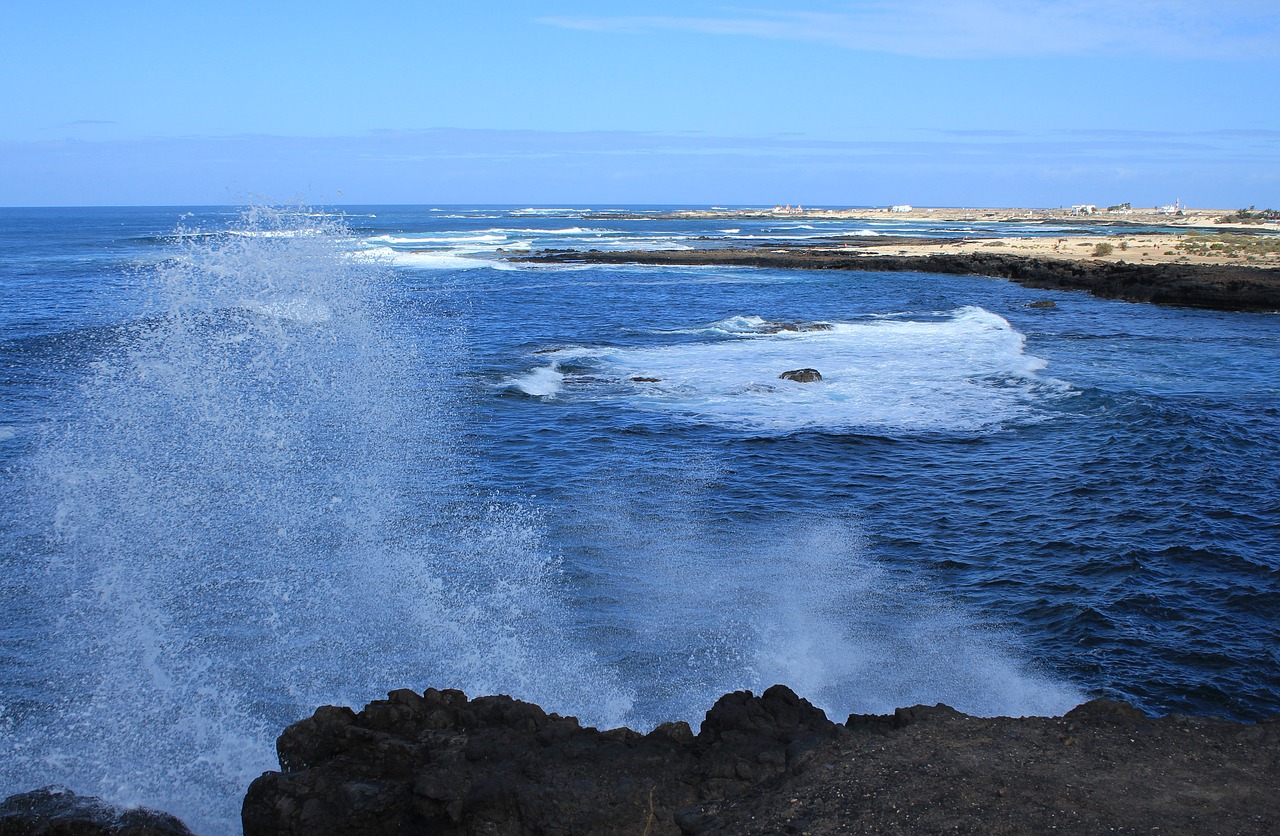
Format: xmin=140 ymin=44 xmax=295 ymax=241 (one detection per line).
xmin=2 ymin=0 xmax=1277 ymax=207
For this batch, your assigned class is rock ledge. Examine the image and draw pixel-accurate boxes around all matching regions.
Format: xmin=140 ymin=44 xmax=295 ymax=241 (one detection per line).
xmin=242 ymin=686 xmax=1280 ymax=835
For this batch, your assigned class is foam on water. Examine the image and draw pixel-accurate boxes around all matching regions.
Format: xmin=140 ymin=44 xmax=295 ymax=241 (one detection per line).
xmin=505 ymin=364 xmax=565 ymax=398
xmin=1 ymin=207 xmax=629 ymax=833
xmin=367 ymin=233 xmax=510 ymax=245
xmin=531 ymin=308 xmax=1063 ymax=436
xmin=356 ymin=244 xmax=492 ymax=270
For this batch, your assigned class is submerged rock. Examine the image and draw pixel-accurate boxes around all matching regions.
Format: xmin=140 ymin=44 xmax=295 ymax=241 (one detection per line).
xmin=759 ymin=321 xmax=834 ymax=334
xmin=1027 ymin=298 xmax=1057 ymax=308
xmin=778 ymin=368 xmax=822 ymax=382
xmin=243 ymin=687 xmax=1280 ymax=835
xmin=0 ymin=786 xmax=193 ymax=836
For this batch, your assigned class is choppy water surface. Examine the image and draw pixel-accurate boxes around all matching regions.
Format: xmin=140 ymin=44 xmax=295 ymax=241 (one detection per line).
xmin=1 ymin=206 xmax=1277 ymax=833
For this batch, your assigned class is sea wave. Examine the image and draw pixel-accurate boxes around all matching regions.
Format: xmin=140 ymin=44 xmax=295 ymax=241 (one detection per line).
xmin=514 ymin=307 xmax=1065 ymax=435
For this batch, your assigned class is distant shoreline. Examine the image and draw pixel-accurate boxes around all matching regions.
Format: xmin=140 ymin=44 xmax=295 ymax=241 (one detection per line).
xmin=515 ymin=247 xmax=1280 ymax=312
xmin=583 ymin=205 xmax=1278 ymax=232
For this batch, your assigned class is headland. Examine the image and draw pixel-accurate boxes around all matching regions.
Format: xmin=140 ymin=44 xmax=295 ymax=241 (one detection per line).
xmin=517 ymin=205 xmax=1280 ymax=312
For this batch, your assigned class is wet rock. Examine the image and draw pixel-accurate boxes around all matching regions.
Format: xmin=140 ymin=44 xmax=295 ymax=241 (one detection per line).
xmin=1027 ymin=299 xmax=1057 ymax=308
xmin=758 ymin=322 xmax=834 ymax=334
xmin=0 ymin=786 xmax=193 ymax=836
xmin=631 ymin=376 xmax=663 ymax=383
xmin=778 ymin=368 xmax=822 ymax=382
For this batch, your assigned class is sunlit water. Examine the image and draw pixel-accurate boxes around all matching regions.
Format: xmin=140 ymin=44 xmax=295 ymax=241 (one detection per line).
xmin=1 ymin=206 xmax=1277 ymax=833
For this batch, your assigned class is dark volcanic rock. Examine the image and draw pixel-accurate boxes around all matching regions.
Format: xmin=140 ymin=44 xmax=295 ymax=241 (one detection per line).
xmin=0 ymin=786 xmax=193 ymax=836
xmin=243 ymin=685 xmax=835 ymax=835
xmin=244 ymin=687 xmax=1280 ymax=835
xmin=515 ymin=248 xmax=1280 ymax=312
xmin=778 ymin=368 xmax=822 ymax=382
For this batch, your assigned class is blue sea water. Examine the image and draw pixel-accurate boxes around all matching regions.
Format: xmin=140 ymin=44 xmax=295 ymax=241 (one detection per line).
xmin=1 ymin=205 xmax=1277 ymax=832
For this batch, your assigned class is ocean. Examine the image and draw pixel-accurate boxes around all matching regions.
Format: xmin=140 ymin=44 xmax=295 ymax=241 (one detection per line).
xmin=1 ymin=205 xmax=1277 ymax=833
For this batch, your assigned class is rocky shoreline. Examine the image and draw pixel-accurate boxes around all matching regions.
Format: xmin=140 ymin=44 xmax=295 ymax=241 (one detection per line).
xmin=5 ymin=686 xmax=1274 ymax=829
xmin=237 ymin=687 xmax=1279 ymax=834
xmin=4 ymin=686 xmax=1277 ymax=834
xmin=516 ymin=248 xmax=1280 ymax=312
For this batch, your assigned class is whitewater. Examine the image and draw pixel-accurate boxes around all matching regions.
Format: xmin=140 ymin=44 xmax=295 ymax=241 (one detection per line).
xmin=1 ymin=205 xmax=1276 ymax=833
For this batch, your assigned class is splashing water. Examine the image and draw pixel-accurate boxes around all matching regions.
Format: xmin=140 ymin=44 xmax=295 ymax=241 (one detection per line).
xmin=1 ymin=207 xmax=1091 ymax=835
xmin=1 ymin=208 xmax=630 ymax=833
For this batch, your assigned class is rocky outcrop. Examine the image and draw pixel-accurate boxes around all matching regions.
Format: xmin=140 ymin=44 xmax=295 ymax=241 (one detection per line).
xmin=242 ymin=685 xmax=836 ymax=835
xmin=0 ymin=786 xmax=193 ymax=836
xmin=243 ymin=687 xmax=1280 ymax=835
xmin=778 ymin=368 xmax=822 ymax=382
xmin=517 ymin=248 xmax=1280 ymax=312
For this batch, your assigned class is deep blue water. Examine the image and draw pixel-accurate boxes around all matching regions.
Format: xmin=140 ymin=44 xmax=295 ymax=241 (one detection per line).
xmin=1 ymin=205 xmax=1277 ymax=833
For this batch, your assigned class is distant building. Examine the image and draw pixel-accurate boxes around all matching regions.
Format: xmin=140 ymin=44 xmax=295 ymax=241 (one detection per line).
xmin=890 ymin=205 xmax=913 ymax=213
xmin=1071 ymin=204 xmax=1097 ymax=216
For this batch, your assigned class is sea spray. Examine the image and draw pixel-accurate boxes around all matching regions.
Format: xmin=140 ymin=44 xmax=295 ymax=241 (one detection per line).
xmin=0 ymin=208 xmax=630 ymax=834
xmin=564 ymin=462 xmax=1083 ymax=727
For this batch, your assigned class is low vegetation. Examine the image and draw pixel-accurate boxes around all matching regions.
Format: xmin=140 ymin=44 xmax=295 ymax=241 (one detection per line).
xmin=1092 ymin=242 xmax=1115 ymax=257
xmin=1177 ymin=232 xmax=1280 ymax=259
xmin=1216 ymin=206 xmax=1280 ymax=224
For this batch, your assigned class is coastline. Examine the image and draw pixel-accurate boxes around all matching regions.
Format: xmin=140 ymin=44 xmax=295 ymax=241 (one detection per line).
xmin=516 ymin=247 xmax=1280 ymax=312
xmin=236 ymin=686 xmax=1280 ymax=835
xmin=586 ymin=205 xmax=1280 ymax=234
xmin=10 ymin=687 xmax=1278 ymax=834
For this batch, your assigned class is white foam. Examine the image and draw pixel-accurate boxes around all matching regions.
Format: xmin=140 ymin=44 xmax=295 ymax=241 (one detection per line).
xmin=505 ymin=365 xmax=564 ymax=397
xmin=701 ymin=315 xmax=776 ymax=334
xmin=356 ymin=245 xmax=491 ymax=270
xmin=519 ymin=226 xmax=614 ymax=236
xmin=366 ymin=233 xmax=508 ymax=246
xmin=548 ymin=308 xmax=1062 ymax=435
xmin=509 ymin=208 xmax=586 ymax=216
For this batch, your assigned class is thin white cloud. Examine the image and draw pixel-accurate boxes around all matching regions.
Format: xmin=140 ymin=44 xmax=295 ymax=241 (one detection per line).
xmin=538 ymin=1 xmax=1280 ymax=60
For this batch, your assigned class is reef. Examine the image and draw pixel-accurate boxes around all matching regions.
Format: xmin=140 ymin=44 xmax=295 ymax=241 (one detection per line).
xmin=515 ymin=249 xmax=1280 ymax=312
xmin=239 ymin=686 xmax=1280 ymax=835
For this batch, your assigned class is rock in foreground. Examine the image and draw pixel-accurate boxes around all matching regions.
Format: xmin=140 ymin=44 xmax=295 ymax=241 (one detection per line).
xmin=0 ymin=786 xmax=193 ymax=836
xmin=243 ymin=687 xmax=1280 ymax=835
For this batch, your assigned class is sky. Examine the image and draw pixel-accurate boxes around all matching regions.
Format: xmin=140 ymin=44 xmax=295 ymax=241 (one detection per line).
xmin=2 ymin=0 xmax=1278 ymax=207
